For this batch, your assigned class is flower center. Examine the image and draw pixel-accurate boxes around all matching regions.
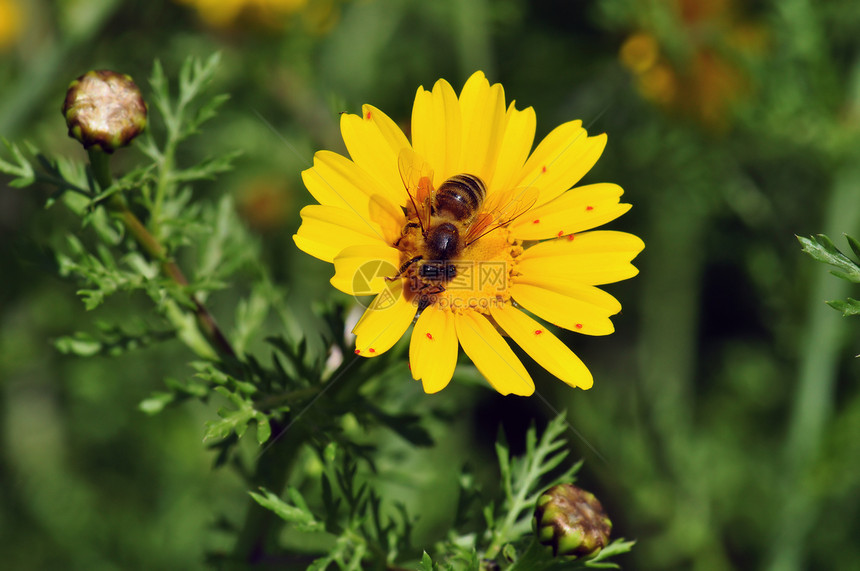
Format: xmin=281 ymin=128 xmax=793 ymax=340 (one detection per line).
xmin=394 ymin=217 xmax=523 ymax=314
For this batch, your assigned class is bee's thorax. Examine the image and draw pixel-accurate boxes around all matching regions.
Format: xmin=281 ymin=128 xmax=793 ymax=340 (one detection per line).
xmin=425 ymin=222 xmax=460 ymax=261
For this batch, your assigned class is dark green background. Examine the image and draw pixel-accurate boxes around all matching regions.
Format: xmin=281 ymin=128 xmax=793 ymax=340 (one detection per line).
xmin=2 ymin=0 xmax=859 ymax=569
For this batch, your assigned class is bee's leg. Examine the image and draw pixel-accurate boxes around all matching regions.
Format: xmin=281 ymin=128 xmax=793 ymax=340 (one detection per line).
xmin=386 ymin=255 xmax=422 ymax=281
xmin=416 ymin=283 xmax=445 ymax=311
xmin=417 ymin=296 xmax=432 ymax=312
xmin=393 ymin=222 xmax=420 ymax=247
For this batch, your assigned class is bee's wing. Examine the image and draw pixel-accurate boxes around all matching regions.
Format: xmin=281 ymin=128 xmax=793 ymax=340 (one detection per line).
xmin=398 ymin=148 xmax=434 ymax=232
xmin=465 ymin=186 xmax=539 ymax=246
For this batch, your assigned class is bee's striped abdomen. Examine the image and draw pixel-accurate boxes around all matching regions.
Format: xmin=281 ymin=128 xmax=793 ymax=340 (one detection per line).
xmin=435 ymin=174 xmax=486 ymax=221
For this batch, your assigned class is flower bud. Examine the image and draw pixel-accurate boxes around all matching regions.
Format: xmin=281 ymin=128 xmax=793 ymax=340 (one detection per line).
xmin=534 ymin=483 xmax=612 ymax=558
xmin=62 ymin=70 xmax=147 ymax=153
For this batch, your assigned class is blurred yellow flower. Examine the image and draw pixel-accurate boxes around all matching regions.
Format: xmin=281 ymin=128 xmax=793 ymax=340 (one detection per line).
xmin=176 ymin=0 xmax=308 ymax=28
xmin=619 ymin=32 xmax=660 ymax=75
xmin=620 ymin=0 xmax=766 ymax=129
xmin=0 ymin=0 xmax=23 ymax=51
xmin=294 ymin=72 xmax=643 ymax=395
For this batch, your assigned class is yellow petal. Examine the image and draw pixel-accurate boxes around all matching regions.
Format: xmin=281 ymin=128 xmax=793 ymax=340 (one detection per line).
xmin=454 ymin=311 xmax=534 ymax=396
xmin=409 ymin=305 xmax=458 ymax=393
xmin=517 ymin=231 xmax=645 ymax=285
xmin=353 ymin=280 xmax=417 ymax=357
xmin=331 ymin=243 xmax=401 ymax=295
xmin=509 ymin=282 xmax=618 ymax=336
xmin=513 ymin=122 xmax=607 ymax=207
xmin=509 ymin=183 xmax=631 ymax=240
xmin=368 ymin=193 xmax=406 ymax=246
xmin=302 ymin=150 xmax=397 ymax=217
xmin=458 ymin=71 xmax=507 ymax=182
xmin=293 ymin=204 xmax=387 ymax=262
xmin=411 ymin=79 xmax=462 ymax=183
xmin=489 ymin=102 xmax=537 ymax=194
xmin=490 ymin=304 xmax=593 ymax=389
xmin=513 ymin=274 xmax=622 ymax=312
xmin=340 ymin=105 xmax=410 ymax=205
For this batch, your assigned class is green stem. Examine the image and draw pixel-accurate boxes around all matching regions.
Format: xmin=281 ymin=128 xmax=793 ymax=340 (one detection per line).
xmin=232 ymin=422 xmax=306 ymax=564
xmin=484 ymin=488 xmax=531 ymax=559
xmin=633 ymin=167 xmax=736 ymax=570
xmin=765 ymin=164 xmax=860 ymax=571
xmin=232 ymin=367 xmax=371 ymax=564
xmin=87 ymin=148 xmax=113 ymax=192
xmin=636 ymin=189 xmax=703 ymax=470
xmin=87 ymin=149 xmax=236 ymax=361
xmin=150 ymin=134 xmax=176 ymax=234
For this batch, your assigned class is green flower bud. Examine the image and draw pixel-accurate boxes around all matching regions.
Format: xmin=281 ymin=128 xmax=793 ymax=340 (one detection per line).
xmin=534 ymin=483 xmax=612 ymax=558
xmin=62 ymin=70 xmax=147 ymax=153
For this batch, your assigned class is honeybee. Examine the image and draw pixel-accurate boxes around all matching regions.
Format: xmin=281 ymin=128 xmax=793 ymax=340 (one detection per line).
xmin=393 ymin=148 xmax=538 ymax=303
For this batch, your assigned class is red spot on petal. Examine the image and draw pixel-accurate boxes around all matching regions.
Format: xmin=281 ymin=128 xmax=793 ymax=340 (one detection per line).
xmin=575 ymin=323 xmax=583 ymax=329
xmin=426 ymin=332 xmax=433 ymax=340
xmin=368 ymin=347 xmax=376 ymax=353
xmin=534 ymin=329 xmax=543 ymax=335
xmin=557 ymin=230 xmax=564 ymax=237
xmin=408 ymin=362 xmax=411 ymax=370
xmin=586 ymin=205 xmax=594 ymax=211
xmin=568 ymin=234 xmax=576 ymax=241
xmin=541 ymin=165 xmax=547 ymax=173
xmin=354 ymin=349 xmax=361 ymax=354
xmin=532 ymin=219 xmax=540 ymax=224
xmin=365 ymin=110 xmax=372 ymax=120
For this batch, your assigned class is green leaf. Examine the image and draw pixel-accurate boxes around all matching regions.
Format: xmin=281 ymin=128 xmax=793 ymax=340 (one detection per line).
xmin=797 ymin=234 xmax=860 ymax=282
xmin=799 ymin=234 xmax=860 ymax=316
xmin=139 ymin=392 xmax=175 ymax=415
xmin=148 ymin=59 xmax=172 ymax=126
xmin=324 ymin=441 xmax=338 ymax=466
xmin=203 ymin=386 xmax=268 ymax=443
xmin=306 ymin=558 xmax=331 ymax=571
xmin=249 ymin=487 xmax=325 ymax=533
xmin=496 ymin=427 xmax=512 ymax=500
xmin=320 ymin=472 xmax=341 ymax=534
xmin=418 ymin=551 xmax=436 ymax=571
xmin=826 ymin=298 xmax=860 ymax=316
xmin=255 ymin=416 xmax=272 ymax=444
xmin=171 ymin=150 xmax=239 ymax=183
xmin=847 ymin=234 xmax=860 ymax=261
xmin=232 ymin=284 xmax=271 ymax=357
xmin=582 ymin=539 xmax=636 ymax=569
xmin=484 ymin=414 xmax=582 ymax=560
xmin=0 ymin=139 xmax=35 ymax=186
xmin=54 ymin=332 xmax=102 ymax=357
xmin=139 ymin=374 xmax=211 ymax=416
xmin=54 ymin=322 xmax=176 ymax=358
xmin=55 ymin=236 xmax=164 ymax=311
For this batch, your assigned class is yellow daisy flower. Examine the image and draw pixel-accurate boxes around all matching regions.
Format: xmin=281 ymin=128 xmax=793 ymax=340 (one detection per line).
xmin=294 ymin=72 xmax=643 ymax=396
xmin=175 ymin=0 xmax=308 ymax=28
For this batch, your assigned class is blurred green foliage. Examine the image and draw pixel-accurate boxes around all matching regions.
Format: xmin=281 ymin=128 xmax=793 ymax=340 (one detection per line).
xmin=2 ymin=0 xmax=860 ymax=569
